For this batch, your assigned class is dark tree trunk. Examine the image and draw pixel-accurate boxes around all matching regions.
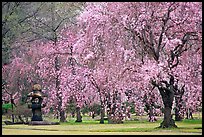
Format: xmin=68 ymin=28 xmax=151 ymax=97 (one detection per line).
xmin=75 ymin=106 xmax=82 ymax=122
xmin=11 ymin=110 xmax=15 ymax=123
xmin=159 ymin=88 xmax=177 ymax=127
xmin=175 ymin=97 xmax=183 ymax=121
xmin=160 ymin=107 xmax=177 ymax=128
xmin=100 ymin=105 xmax=105 ymax=124
xmin=159 ymin=89 xmax=177 ymax=128
xmin=175 ymin=109 xmax=182 ymax=121
xmin=186 ymin=108 xmax=193 ymax=119
xmin=60 ymin=109 xmax=67 ymax=122
xmin=57 ymin=98 xmax=66 ymax=122
xmin=11 ymin=97 xmax=15 ymax=123
xmin=145 ymin=103 xmax=156 ymax=122
xmin=92 ymin=112 xmax=95 ymax=119
xmin=152 ymin=75 xmax=177 ymax=128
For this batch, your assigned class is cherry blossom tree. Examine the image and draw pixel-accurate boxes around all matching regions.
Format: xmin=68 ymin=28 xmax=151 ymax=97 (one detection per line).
xmin=73 ymin=2 xmax=163 ymax=124
xmin=74 ymin=2 xmax=202 ymax=127
xmin=2 ymin=25 xmax=84 ymax=123
xmin=121 ymin=2 xmax=202 ymax=127
xmin=73 ymin=2 xmax=134 ymax=123
xmin=2 ymin=56 xmax=35 ymax=123
xmin=2 ymin=2 xmax=201 ymax=127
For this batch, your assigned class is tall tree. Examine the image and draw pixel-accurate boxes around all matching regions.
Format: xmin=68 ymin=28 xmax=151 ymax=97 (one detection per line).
xmin=2 ymin=2 xmax=85 ymax=122
xmin=74 ymin=2 xmax=202 ymax=127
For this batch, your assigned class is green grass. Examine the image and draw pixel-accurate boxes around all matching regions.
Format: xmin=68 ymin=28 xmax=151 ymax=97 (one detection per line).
xmin=180 ymin=118 xmax=202 ymax=124
xmin=2 ymin=113 xmax=202 ymax=135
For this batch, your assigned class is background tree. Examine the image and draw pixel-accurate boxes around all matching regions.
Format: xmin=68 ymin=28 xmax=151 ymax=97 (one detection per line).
xmin=2 ymin=2 xmax=85 ymax=122
xmin=2 ymin=57 xmax=34 ymax=123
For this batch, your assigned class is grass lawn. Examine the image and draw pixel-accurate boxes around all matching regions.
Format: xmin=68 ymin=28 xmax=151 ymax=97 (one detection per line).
xmin=2 ymin=113 xmax=202 ymax=135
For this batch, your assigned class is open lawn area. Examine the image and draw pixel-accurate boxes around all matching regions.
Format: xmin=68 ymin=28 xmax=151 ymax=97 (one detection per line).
xmin=2 ymin=113 xmax=202 ymax=135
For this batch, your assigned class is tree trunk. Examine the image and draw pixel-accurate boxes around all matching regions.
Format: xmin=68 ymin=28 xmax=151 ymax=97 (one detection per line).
xmin=60 ymin=109 xmax=67 ymax=122
xmin=175 ymin=97 xmax=182 ymax=121
xmin=75 ymin=106 xmax=82 ymax=122
xmin=100 ymin=105 xmax=105 ymax=124
xmin=11 ymin=111 xmax=15 ymax=123
xmin=11 ymin=97 xmax=15 ymax=123
xmin=174 ymin=85 xmax=185 ymax=121
xmin=92 ymin=111 xmax=95 ymax=119
xmin=148 ymin=106 xmax=157 ymax=122
xmin=175 ymin=108 xmax=182 ymax=121
xmin=152 ymin=75 xmax=177 ymax=128
xmin=186 ymin=108 xmax=193 ymax=119
xmin=160 ymin=107 xmax=177 ymax=128
xmin=54 ymin=55 xmax=67 ymax=122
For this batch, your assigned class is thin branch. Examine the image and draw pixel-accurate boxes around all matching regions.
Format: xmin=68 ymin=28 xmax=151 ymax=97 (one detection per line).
xmin=54 ymin=16 xmax=70 ymax=31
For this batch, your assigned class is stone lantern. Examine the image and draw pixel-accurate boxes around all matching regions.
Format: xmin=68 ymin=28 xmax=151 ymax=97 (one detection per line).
xmin=27 ymin=84 xmax=47 ymax=121
xmin=27 ymin=84 xmax=59 ymax=125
